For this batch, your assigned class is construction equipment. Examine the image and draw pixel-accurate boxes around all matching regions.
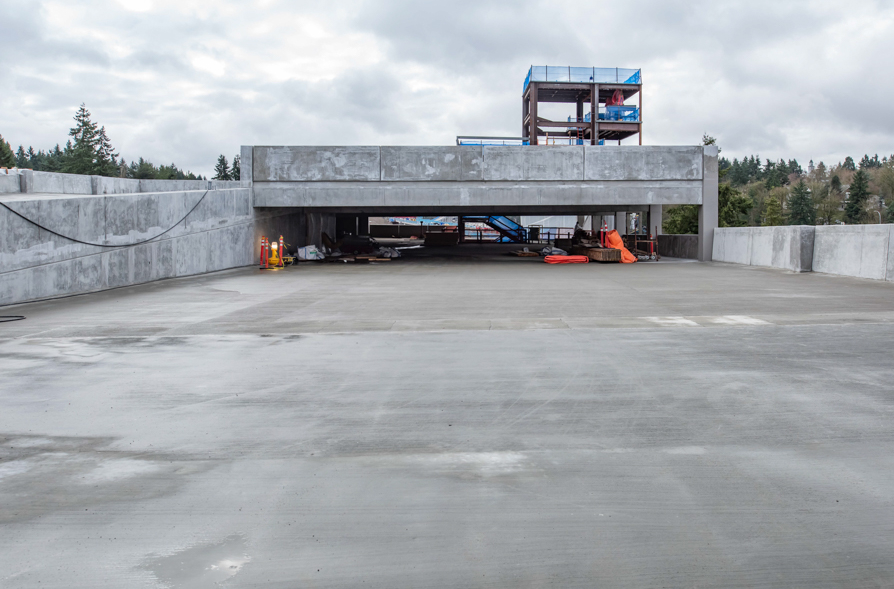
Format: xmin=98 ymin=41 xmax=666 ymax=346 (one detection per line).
xmin=259 ymin=235 xmax=286 ymax=269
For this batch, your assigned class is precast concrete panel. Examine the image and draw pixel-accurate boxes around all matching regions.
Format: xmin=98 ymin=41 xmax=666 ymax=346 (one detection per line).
xmin=813 ymin=225 xmax=892 ymax=280
xmin=93 ymin=177 xmax=141 ymax=195
xmin=483 ymin=146 xmax=584 ymax=181
xmin=0 ymin=174 xmax=21 ymax=193
xmin=584 ymin=146 xmax=703 ymax=181
xmin=30 ymin=171 xmax=94 ymax=195
xmin=253 ymin=146 xmax=381 ymax=182
xmin=381 ymin=147 xmax=483 ymax=181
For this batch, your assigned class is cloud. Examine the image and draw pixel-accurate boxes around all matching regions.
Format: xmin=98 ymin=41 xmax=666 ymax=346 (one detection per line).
xmin=1 ymin=0 xmax=893 ymax=176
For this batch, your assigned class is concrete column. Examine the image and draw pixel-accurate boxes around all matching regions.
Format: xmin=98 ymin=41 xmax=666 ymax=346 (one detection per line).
xmin=615 ymin=212 xmax=627 ymax=235
xmin=240 ymin=145 xmax=253 ymax=208
xmin=591 ymin=214 xmax=599 ymax=232
xmin=649 ymin=205 xmax=663 ymax=236
xmin=357 ymin=215 xmax=369 ymax=236
xmin=698 ymin=145 xmax=719 ymax=261
xmin=19 ymin=169 xmax=33 ymax=193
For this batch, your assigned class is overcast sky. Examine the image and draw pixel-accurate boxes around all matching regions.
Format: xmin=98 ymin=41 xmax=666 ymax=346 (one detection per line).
xmin=2 ymin=0 xmax=893 ymax=176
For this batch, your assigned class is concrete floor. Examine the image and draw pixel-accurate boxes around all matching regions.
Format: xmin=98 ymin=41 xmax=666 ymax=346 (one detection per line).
xmin=2 ymin=246 xmax=894 ymax=588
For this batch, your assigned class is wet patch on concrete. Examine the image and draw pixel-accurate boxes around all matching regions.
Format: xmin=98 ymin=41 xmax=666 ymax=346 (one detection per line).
xmin=0 ymin=433 xmax=208 ymax=524
xmin=140 ymin=534 xmax=250 ymax=589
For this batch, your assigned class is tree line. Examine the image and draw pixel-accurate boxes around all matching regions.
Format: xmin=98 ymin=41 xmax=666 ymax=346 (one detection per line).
xmin=664 ymin=136 xmax=894 ymax=233
xmin=0 ymin=104 xmax=239 ymax=182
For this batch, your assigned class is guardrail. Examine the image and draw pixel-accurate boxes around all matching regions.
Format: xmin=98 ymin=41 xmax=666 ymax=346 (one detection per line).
xmin=525 ymin=66 xmax=641 ymax=92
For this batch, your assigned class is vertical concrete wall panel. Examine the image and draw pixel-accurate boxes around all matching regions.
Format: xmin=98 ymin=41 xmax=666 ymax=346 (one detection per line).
xmin=813 ymin=225 xmax=891 ymax=280
xmin=0 ymin=174 xmax=21 ymax=193
xmin=93 ymin=177 xmax=142 ymax=194
xmin=76 ymin=255 xmax=103 ymax=292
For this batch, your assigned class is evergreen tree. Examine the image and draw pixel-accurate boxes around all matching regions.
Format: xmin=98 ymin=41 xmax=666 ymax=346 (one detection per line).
xmin=663 ymin=205 xmax=699 ymax=234
xmin=887 ymin=200 xmax=894 ymax=224
xmin=844 ymin=170 xmax=870 ymax=223
xmin=63 ymin=104 xmax=100 ymax=175
xmin=15 ymin=145 xmax=27 ymax=168
xmin=0 ymin=134 xmax=16 ymax=168
xmin=763 ymin=195 xmax=784 ymax=226
xmin=212 ymin=155 xmax=231 ymax=180
xmin=718 ymin=183 xmax=752 ymax=227
xmin=788 ymin=179 xmax=815 ymax=225
xmin=95 ymin=126 xmax=119 ymax=177
xmin=231 ymin=154 xmax=240 ymax=181
xmin=843 ymin=156 xmax=856 ymax=171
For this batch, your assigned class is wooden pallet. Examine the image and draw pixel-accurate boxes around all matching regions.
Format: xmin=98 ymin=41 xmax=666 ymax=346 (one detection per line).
xmin=570 ymin=245 xmax=621 ymax=262
xmin=509 ymin=250 xmax=540 ymax=257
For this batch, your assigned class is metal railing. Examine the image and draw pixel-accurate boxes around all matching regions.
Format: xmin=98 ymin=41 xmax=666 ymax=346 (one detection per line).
xmin=524 ymin=66 xmax=641 ymax=92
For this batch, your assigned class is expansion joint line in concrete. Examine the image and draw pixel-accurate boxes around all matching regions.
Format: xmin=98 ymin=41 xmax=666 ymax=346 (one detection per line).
xmin=0 ymin=190 xmax=210 ymax=249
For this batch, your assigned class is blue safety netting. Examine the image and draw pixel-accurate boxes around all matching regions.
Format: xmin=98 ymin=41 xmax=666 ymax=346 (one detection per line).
xmin=524 ymin=66 xmax=641 ymax=93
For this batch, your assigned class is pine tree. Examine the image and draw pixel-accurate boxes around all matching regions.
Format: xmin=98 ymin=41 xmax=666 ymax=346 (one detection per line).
xmin=843 ymin=156 xmax=856 ymax=171
xmin=95 ymin=126 xmax=119 ymax=177
xmin=231 ymin=154 xmax=240 ymax=181
xmin=15 ymin=146 xmax=27 ymax=168
xmin=844 ymin=170 xmax=870 ymax=224
xmin=718 ymin=183 xmax=752 ymax=227
xmin=63 ymin=104 xmax=100 ymax=175
xmin=788 ymin=179 xmax=815 ymax=225
xmin=0 ymin=134 xmax=16 ymax=168
xmin=763 ymin=195 xmax=784 ymax=226
xmin=212 ymin=155 xmax=231 ymax=180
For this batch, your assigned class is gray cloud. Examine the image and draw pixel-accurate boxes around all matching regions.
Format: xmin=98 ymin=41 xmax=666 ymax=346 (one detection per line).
xmin=1 ymin=0 xmax=892 ymax=176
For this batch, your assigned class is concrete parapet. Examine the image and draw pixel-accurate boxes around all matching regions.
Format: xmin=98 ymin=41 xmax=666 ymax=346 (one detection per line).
xmin=0 ymin=188 xmax=255 ymax=306
xmin=0 ymin=172 xmax=21 ymax=194
xmin=713 ymin=226 xmax=815 ymax=272
xmin=251 ymin=145 xmax=705 ymax=184
xmin=712 ymin=224 xmax=894 ymax=281
xmin=813 ymin=225 xmax=893 ymax=281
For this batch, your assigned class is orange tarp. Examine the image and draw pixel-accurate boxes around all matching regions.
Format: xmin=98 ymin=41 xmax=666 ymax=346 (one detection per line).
xmin=545 ymin=255 xmax=589 ymax=264
xmin=605 ymin=230 xmax=637 ymax=263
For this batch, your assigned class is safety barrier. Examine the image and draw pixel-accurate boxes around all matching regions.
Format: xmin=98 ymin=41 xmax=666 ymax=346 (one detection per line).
xmin=525 ymin=66 xmax=642 ymax=92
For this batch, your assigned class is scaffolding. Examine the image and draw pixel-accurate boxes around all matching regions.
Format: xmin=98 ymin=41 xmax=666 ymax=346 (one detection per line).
xmin=523 ymin=65 xmax=642 ymax=146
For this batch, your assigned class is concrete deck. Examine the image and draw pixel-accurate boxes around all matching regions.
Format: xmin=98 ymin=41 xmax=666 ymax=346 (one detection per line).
xmin=2 ymin=250 xmax=894 ymax=588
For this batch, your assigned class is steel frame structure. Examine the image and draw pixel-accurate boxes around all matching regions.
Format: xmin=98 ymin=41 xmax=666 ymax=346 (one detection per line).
xmin=522 ymin=77 xmax=642 ymax=146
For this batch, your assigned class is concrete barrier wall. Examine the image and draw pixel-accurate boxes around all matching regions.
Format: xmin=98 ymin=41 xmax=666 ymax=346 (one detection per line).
xmin=0 ymin=173 xmax=19 ymax=194
xmin=713 ymin=225 xmax=894 ymax=281
xmin=713 ymin=226 xmax=815 ymax=272
xmin=813 ymin=225 xmax=893 ymax=281
xmin=0 ymin=188 xmax=256 ymax=306
xmin=7 ymin=170 xmax=245 ymax=195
